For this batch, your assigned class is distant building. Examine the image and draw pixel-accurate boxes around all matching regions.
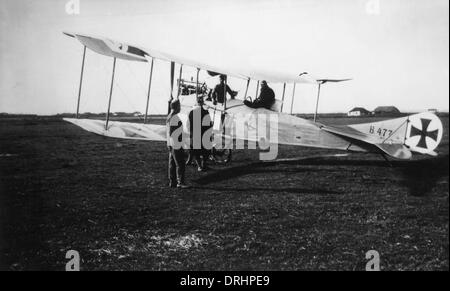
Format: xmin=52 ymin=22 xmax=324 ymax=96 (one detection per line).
xmin=348 ymin=107 xmax=371 ymax=117
xmin=373 ymin=106 xmax=401 ymax=115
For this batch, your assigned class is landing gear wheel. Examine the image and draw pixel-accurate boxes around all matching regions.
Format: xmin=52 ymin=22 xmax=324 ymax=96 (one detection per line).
xmin=211 ymin=147 xmax=232 ymax=164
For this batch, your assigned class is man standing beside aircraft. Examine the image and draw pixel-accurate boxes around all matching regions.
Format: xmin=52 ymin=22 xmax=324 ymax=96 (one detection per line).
xmin=167 ymin=100 xmax=189 ymax=189
xmin=212 ymin=75 xmax=237 ymax=105
xmin=187 ymin=95 xmax=213 ymax=172
xmin=243 ymin=80 xmax=275 ymax=109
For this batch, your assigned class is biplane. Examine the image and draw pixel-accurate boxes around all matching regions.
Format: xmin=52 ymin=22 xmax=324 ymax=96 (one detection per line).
xmin=62 ymin=32 xmax=444 ymax=163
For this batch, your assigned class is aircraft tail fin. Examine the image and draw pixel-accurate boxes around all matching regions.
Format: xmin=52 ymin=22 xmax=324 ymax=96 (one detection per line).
xmin=348 ymin=112 xmax=444 ymax=156
xmin=322 ymin=111 xmax=444 ymax=159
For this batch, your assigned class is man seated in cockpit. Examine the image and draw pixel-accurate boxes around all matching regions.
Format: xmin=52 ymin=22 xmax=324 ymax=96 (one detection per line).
xmin=243 ymin=80 xmax=275 ymax=109
xmin=212 ymin=75 xmax=237 ymax=105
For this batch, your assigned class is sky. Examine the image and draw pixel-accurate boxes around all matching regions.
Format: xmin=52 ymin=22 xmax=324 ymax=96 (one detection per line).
xmin=0 ymin=0 xmax=448 ymax=114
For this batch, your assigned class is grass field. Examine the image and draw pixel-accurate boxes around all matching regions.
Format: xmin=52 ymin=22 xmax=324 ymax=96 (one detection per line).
xmin=0 ymin=115 xmax=448 ymax=270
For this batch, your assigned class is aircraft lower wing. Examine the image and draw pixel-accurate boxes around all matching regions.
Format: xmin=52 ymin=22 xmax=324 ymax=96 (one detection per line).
xmin=64 ymin=118 xmax=166 ymax=141
xmin=65 ymin=110 xmax=444 ymax=161
xmin=321 ymin=125 xmax=412 ymax=159
xmin=65 ymin=117 xmax=412 ymax=159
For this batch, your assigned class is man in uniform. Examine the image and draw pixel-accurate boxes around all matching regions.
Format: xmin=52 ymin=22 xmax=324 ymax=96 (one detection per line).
xmin=188 ymin=95 xmax=213 ymax=172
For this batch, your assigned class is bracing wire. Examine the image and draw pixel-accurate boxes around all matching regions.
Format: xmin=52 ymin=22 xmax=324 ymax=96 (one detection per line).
xmin=98 ymin=60 xmax=144 ymax=121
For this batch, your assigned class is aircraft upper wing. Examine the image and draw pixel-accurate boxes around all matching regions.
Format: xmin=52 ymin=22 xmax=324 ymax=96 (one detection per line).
xmin=63 ymin=31 xmax=321 ymax=84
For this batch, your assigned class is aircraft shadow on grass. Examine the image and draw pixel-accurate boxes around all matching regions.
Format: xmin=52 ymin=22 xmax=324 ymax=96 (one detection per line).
xmin=396 ymin=154 xmax=449 ymax=197
xmin=194 ymin=154 xmax=449 ymax=197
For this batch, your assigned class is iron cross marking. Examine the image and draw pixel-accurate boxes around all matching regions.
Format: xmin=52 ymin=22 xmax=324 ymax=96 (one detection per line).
xmin=409 ymin=118 xmax=439 ymax=149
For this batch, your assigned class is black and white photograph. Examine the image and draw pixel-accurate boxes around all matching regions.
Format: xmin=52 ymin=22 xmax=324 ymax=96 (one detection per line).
xmin=0 ymin=0 xmax=448 ymax=275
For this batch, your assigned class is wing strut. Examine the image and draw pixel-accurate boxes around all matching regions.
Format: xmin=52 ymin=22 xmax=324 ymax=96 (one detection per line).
xmin=196 ymin=67 xmax=200 ymax=100
xmin=280 ymin=83 xmax=286 ymax=112
xmin=313 ymin=81 xmax=322 ymax=123
xmin=76 ymin=45 xmax=87 ymax=119
xmin=224 ymin=75 xmax=228 ymax=110
xmin=177 ymin=64 xmax=183 ymax=99
xmin=167 ymin=62 xmax=175 ymax=114
xmin=105 ymin=57 xmax=117 ymax=130
xmin=244 ymin=78 xmax=250 ymax=100
xmin=144 ymin=57 xmax=154 ymax=124
xmin=255 ymin=80 xmax=260 ymax=99
xmin=290 ymin=83 xmax=296 ymax=114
